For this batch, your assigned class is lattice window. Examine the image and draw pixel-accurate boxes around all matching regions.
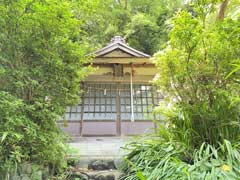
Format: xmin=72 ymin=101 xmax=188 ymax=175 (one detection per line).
xmin=64 ymin=105 xmax=82 ymax=121
xmin=83 ymin=83 xmax=117 ymax=120
xmin=64 ymin=83 xmax=163 ymax=121
xmin=120 ymin=84 xmax=163 ymax=120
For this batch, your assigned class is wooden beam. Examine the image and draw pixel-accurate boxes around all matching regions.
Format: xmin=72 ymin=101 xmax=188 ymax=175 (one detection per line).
xmin=86 ymin=75 xmax=155 ymax=83
xmin=93 ymin=57 xmax=153 ymax=64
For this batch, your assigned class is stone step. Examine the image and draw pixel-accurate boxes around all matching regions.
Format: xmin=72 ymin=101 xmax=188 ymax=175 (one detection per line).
xmin=69 ymin=169 xmax=123 ymax=180
xmin=67 ymin=157 xmax=125 ymax=180
xmin=68 ymin=156 xmax=123 ymax=170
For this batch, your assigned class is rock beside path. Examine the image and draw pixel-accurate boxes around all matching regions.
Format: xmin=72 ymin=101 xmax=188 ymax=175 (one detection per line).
xmin=88 ymin=160 xmax=116 ymax=170
xmin=69 ymin=169 xmax=123 ymax=180
xmin=67 ymin=151 xmax=126 ymax=180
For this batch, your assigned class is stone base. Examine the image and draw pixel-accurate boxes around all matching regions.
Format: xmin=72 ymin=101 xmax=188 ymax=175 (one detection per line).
xmin=69 ymin=170 xmax=122 ymax=180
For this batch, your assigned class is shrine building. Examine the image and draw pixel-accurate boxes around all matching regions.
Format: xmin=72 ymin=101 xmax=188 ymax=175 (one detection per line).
xmin=60 ymin=36 xmax=162 ymax=136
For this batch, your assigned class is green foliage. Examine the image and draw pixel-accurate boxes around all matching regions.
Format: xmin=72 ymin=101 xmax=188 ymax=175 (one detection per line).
xmin=153 ymin=1 xmax=240 ymax=147
xmin=0 ymin=0 xmax=92 ymax=175
xmin=155 ymin=91 xmax=240 ymax=149
xmin=125 ymin=13 xmax=159 ymax=55
xmin=122 ymin=1 xmax=240 ymax=179
xmin=0 ymin=92 xmax=34 ymax=171
xmin=73 ymin=0 xmax=183 ymax=55
xmin=72 ymin=0 xmax=131 ymax=50
xmin=121 ymin=136 xmax=240 ymax=180
xmin=126 ymin=0 xmax=183 ymax=54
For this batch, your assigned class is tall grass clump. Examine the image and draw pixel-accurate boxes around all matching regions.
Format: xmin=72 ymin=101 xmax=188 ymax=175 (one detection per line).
xmin=121 ymin=135 xmax=240 ymax=180
xmin=157 ymin=91 xmax=240 ymax=149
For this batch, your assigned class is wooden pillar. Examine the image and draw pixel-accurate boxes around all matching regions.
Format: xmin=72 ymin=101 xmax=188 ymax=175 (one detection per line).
xmin=80 ymin=83 xmax=85 ymax=136
xmin=151 ymin=87 xmax=157 ymax=133
xmin=116 ymin=82 xmax=121 ymax=136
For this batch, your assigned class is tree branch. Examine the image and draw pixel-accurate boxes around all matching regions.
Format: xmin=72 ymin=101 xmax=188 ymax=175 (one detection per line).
xmin=218 ymin=0 xmax=230 ymax=20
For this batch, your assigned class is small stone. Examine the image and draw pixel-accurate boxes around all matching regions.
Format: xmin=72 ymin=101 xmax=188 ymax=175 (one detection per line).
xmin=106 ymin=161 xmax=116 ymax=170
xmin=89 ymin=160 xmax=108 ymax=170
xmin=105 ymin=174 xmax=115 ymax=180
xmin=79 ymin=173 xmax=89 ymax=180
xmin=70 ymin=172 xmax=89 ymax=180
xmin=89 ymin=171 xmax=117 ymax=180
xmin=93 ymin=174 xmax=105 ymax=180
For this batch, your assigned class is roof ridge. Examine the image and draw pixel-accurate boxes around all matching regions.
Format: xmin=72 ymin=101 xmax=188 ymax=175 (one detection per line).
xmin=93 ymin=37 xmax=150 ymax=58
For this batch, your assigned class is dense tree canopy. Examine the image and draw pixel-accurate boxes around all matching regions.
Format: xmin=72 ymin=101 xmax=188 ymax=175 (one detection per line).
xmin=0 ymin=0 xmax=92 ymax=174
xmin=74 ymin=0 xmax=183 ymax=55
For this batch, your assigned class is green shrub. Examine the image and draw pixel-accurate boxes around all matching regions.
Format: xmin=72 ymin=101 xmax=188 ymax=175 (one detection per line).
xmin=156 ymin=91 xmax=240 ymax=149
xmin=0 ymin=0 xmax=92 ymax=176
xmin=0 ymin=91 xmax=67 ymax=176
xmin=0 ymin=92 xmax=37 ymax=172
xmin=153 ymin=0 xmax=240 ymax=148
xmin=121 ymin=137 xmax=240 ymax=180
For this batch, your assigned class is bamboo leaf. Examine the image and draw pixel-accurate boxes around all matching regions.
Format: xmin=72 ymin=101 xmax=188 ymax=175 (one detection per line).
xmin=1 ymin=132 xmax=9 ymax=143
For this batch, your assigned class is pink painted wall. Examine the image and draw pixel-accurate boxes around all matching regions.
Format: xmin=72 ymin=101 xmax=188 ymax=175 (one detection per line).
xmin=58 ymin=122 xmax=80 ymax=136
xmin=121 ymin=121 xmax=155 ymax=135
xmin=82 ymin=122 xmax=117 ymax=136
xmin=58 ymin=121 xmax=155 ymax=136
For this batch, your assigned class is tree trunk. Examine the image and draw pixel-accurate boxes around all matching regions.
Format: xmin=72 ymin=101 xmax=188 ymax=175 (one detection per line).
xmin=125 ymin=0 xmax=128 ymax=9
xmin=218 ymin=0 xmax=230 ymax=20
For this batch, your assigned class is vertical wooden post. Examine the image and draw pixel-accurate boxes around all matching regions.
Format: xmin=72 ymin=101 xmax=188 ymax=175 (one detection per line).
xmin=80 ymin=82 xmax=85 ymax=136
xmin=130 ymin=65 xmax=135 ymax=122
xmin=151 ymin=87 xmax=157 ymax=133
xmin=116 ymin=82 xmax=121 ymax=136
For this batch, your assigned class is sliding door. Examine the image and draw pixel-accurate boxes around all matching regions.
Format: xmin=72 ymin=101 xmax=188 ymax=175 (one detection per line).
xmin=81 ymin=83 xmax=118 ymax=136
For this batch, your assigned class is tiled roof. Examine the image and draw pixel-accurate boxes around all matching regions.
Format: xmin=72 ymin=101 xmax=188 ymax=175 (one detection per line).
xmin=94 ymin=36 xmax=150 ymax=58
